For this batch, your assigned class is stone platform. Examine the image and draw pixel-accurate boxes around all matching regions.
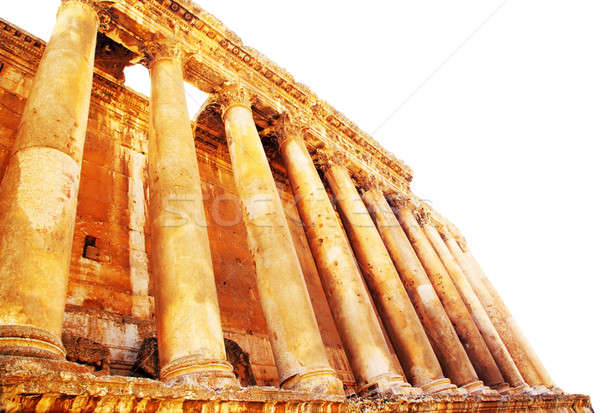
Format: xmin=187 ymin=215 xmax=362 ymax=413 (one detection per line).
xmin=0 ymin=357 xmax=592 ymax=413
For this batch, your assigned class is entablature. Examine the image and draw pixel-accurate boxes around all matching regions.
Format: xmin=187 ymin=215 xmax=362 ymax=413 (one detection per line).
xmin=94 ymin=0 xmax=413 ymax=194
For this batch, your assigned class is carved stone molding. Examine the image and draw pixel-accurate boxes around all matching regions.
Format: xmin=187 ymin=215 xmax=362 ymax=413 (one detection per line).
xmin=95 ymin=8 xmax=115 ymax=33
xmin=215 ymin=81 xmax=253 ymax=118
xmin=414 ymin=205 xmax=432 ymax=227
xmin=386 ymin=193 xmax=409 ymax=209
xmin=352 ymin=170 xmax=382 ymax=193
xmin=313 ymin=147 xmax=348 ymax=173
xmin=101 ymin=0 xmax=413 ymax=190
xmin=274 ymin=112 xmax=309 ymax=148
xmin=142 ymin=40 xmax=185 ymax=68
xmin=0 ymin=20 xmax=45 ymax=66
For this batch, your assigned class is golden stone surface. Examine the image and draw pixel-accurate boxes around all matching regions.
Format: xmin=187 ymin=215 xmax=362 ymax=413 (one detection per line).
xmin=0 ymin=0 xmax=592 ymax=410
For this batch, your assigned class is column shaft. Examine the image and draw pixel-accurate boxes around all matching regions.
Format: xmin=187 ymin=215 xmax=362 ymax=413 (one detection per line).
xmin=355 ymin=186 xmax=456 ymax=393
xmin=217 ymin=85 xmax=342 ymax=395
xmin=392 ymin=202 xmax=485 ymax=391
xmin=279 ymin=133 xmax=413 ymax=395
xmin=446 ymin=236 xmax=554 ymax=389
xmin=423 ymin=222 xmax=525 ymax=392
xmin=147 ymin=46 xmax=236 ymax=387
xmin=0 ymin=0 xmax=98 ymax=359
xmin=407 ymin=207 xmax=505 ymax=390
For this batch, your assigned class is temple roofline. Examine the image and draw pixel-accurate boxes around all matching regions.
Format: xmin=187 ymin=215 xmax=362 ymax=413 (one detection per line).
xmin=95 ymin=0 xmax=412 ymax=191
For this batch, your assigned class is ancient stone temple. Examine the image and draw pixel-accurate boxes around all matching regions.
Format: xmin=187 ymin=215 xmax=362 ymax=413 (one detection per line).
xmin=0 ymin=1 xmax=593 ymax=412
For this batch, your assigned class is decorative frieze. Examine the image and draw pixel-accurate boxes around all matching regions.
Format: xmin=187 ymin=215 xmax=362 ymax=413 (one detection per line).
xmin=102 ymin=0 xmax=413 ymax=192
xmin=0 ymin=19 xmax=44 ymax=66
xmin=95 ymin=8 xmax=115 ymax=34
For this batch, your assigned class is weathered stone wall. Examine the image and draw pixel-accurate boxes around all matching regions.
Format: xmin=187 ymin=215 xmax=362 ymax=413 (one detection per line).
xmin=0 ymin=24 xmax=354 ymax=387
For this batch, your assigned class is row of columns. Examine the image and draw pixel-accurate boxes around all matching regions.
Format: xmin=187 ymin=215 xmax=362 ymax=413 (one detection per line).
xmin=0 ymin=0 xmax=558 ymax=398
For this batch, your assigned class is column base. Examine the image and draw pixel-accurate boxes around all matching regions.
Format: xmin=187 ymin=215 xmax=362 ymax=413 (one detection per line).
xmin=460 ymin=380 xmax=500 ymax=397
xmin=508 ymin=383 xmax=533 ymax=395
xmin=490 ymin=381 xmax=512 ymax=395
xmin=358 ymin=374 xmax=422 ymax=398
xmin=280 ymin=366 xmax=344 ymax=395
xmin=0 ymin=325 xmax=65 ymax=360
xmin=0 ymin=354 xmax=92 ymax=378
xmin=420 ymin=377 xmax=458 ymax=394
xmin=161 ymin=356 xmax=240 ymax=390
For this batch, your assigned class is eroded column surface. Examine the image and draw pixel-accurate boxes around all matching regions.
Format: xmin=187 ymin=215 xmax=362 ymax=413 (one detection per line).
xmin=407 ymin=205 xmax=505 ymax=393
xmin=216 ymin=84 xmax=342 ymax=395
xmin=146 ymin=42 xmax=237 ymax=388
xmin=422 ymin=219 xmax=526 ymax=394
xmin=0 ymin=0 xmax=98 ymax=359
xmin=317 ymin=159 xmax=452 ymax=394
xmin=388 ymin=198 xmax=487 ymax=392
xmin=445 ymin=234 xmax=556 ymax=392
xmin=277 ymin=124 xmax=413 ymax=396
xmin=359 ymin=187 xmax=463 ymax=394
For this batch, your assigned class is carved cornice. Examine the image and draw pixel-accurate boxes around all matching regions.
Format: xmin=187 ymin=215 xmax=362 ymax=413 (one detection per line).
xmin=0 ymin=19 xmax=44 ymax=67
xmin=100 ymin=0 xmax=413 ymax=191
xmin=215 ymin=81 xmax=253 ymax=119
xmin=0 ymin=19 xmax=147 ymax=124
xmin=96 ymin=7 xmax=116 ymax=34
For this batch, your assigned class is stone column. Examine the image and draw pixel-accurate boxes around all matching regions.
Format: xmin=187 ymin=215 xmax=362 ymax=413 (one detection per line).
xmin=277 ymin=120 xmax=414 ymax=396
xmin=445 ymin=234 xmax=556 ymax=392
xmin=146 ymin=41 xmax=237 ymax=388
xmin=384 ymin=197 xmax=485 ymax=393
xmin=314 ymin=156 xmax=453 ymax=394
xmin=216 ymin=83 xmax=342 ymax=395
xmin=422 ymin=219 xmax=527 ymax=393
xmin=0 ymin=0 xmax=98 ymax=359
xmin=404 ymin=204 xmax=506 ymax=392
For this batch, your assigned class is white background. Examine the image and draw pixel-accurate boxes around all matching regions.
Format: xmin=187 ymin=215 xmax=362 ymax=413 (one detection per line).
xmin=2 ymin=0 xmax=598 ymax=405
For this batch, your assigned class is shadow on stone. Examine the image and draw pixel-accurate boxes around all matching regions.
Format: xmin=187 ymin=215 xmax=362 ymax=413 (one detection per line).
xmin=130 ymin=337 xmax=256 ymax=387
xmin=62 ymin=332 xmax=110 ymax=375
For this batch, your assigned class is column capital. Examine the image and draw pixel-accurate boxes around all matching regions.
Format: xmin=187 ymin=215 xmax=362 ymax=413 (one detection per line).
xmin=353 ymin=170 xmax=382 ymax=193
xmin=414 ymin=205 xmax=432 ymax=226
xmin=143 ymin=40 xmax=185 ymax=68
xmin=313 ymin=146 xmax=348 ymax=173
xmin=387 ymin=192 xmax=418 ymax=210
xmin=215 ymin=81 xmax=253 ymax=118
xmin=442 ymin=220 xmax=468 ymax=249
xmin=275 ymin=112 xmax=308 ymax=148
xmin=426 ymin=212 xmax=454 ymax=241
xmin=436 ymin=223 xmax=452 ymax=241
